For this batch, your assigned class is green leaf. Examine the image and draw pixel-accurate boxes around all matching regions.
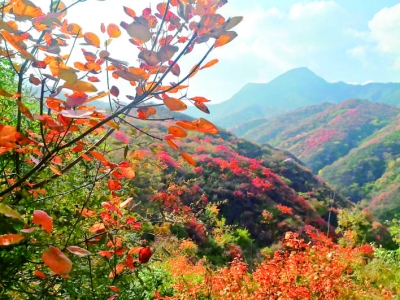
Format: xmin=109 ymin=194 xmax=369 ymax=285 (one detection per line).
xmin=0 ymin=204 xmax=22 ymax=219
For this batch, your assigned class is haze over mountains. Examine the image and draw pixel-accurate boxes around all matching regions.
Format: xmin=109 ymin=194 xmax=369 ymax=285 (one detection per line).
xmin=186 ymin=67 xmax=400 ymax=129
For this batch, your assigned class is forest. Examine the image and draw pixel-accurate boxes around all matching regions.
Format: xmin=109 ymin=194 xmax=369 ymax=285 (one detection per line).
xmin=0 ymin=0 xmax=400 ymax=299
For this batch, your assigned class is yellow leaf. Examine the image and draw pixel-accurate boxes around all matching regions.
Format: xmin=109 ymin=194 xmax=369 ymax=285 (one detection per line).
xmin=63 ymin=81 xmax=98 ymax=93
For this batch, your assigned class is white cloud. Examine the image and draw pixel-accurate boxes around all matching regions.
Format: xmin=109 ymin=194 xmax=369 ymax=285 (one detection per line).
xmin=289 ymin=1 xmax=341 ymax=20
xmin=369 ymin=4 xmax=400 ymax=55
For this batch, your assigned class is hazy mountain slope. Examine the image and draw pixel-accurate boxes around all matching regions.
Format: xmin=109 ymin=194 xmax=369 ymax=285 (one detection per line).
xmin=320 ymin=116 xmax=400 ymax=209
xmin=238 ymin=102 xmax=333 ymax=141
xmin=261 ymin=99 xmax=400 ymax=173
xmin=186 ymin=67 xmax=400 ymax=131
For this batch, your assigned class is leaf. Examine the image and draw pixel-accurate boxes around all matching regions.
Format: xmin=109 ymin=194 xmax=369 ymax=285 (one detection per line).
xmin=138 ymin=50 xmax=160 ymax=66
xmin=50 ymin=165 xmax=62 ymax=176
xmin=128 ymin=246 xmax=143 ymax=255
xmin=176 ymin=120 xmax=196 ymax=130
xmin=124 ymin=22 xmax=151 ymax=42
xmin=193 ymin=118 xmax=218 ymax=134
xmin=139 ymin=247 xmax=152 ymax=264
xmin=123 ymin=6 xmax=136 ymax=18
xmin=67 ymin=246 xmax=92 ymax=257
xmin=110 ymin=86 xmax=119 ymax=97
xmin=157 ymin=45 xmax=179 ymax=63
xmin=168 ymin=126 xmax=187 ymax=138
xmin=215 ymin=31 xmax=238 ymax=48
xmin=29 ymin=74 xmax=41 ymax=86
xmin=180 ymin=152 xmax=196 ymax=166
xmin=191 ymin=96 xmax=210 ymax=103
xmin=63 ymin=81 xmax=98 ymax=93
xmin=16 ymin=101 xmax=34 ymax=121
xmin=194 ymin=101 xmax=210 ymax=114
xmin=90 ymin=151 xmax=106 ymax=162
xmin=120 ymin=198 xmax=133 ymax=209
xmin=34 ymin=270 xmax=46 ymax=278
xmin=60 ymin=110 xmax=93 ymax=119
xmin=42 ymin=246 xmax=72 ymax=276
xmin=119 ymin=167 xmax=136 ymax=179
xmin=108 ymin=179 xmax=122 ymax=191
xmin=84 ymin=32 xmax=100 ymax=48
xmin=164 ymin=97 xmax=187 ymax=111
xmin=99 ymin=251 xmax=113 ymax=258
xmin=107 ymin=24 xmax=121 ymax=38
xmin=201 ymin=59 xmax=219 ymax=70
xmin=32 ymin=210 xmax=53 ymax=233
xmin=0 ymin=87 xmax=13 ymax=97
xmin=108 ymin=264 xmax=124 ymax=278
xmin=166 ymin=139 xmax=179 ymax=151
xmin=0 ymin=234 xmax=24 ymax=246
xmin=223 ymin=16 xmax=243 ymax=31
xmin=0 ymin=203 xmax=22 ymax=219
xmin=89 ymin=223 xmax=105 ymax=233
xmin=66 ymin=91 xmax=88 ymax=108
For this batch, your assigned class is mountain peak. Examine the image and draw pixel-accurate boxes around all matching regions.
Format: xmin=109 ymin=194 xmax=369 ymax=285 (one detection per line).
xmin=269 ymin=67 xmax=327 ymax=87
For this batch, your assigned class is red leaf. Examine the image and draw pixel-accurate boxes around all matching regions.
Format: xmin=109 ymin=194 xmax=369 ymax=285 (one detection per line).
xmin=42 ymin=247 xmax=72 ymax=276
xmin=67 ymin=246 xmax=92 ymax=257
xmin=0 ymin=234 xmax=25 ymax=246
xmin=139 ymin=247 xmax=152 ymax=264
xmin=32 ymin=210 xmax=53 ymax=233
xmin=180 ymin=152 xmax=197 ymax=166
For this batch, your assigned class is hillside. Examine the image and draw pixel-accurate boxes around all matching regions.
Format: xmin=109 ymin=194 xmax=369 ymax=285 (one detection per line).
xmin=320 ymin=115 xmax=400 ymax=220
xmin=185 ymin=67 xmax=400 ymax=130
xmin=244 ymin=99 xmax=399 ymax=173
xmin=117 ymin=110 xmax=353 ymax=246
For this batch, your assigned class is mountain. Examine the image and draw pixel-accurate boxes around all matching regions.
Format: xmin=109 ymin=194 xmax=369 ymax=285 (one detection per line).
xmin=116 ymin=109 xmax=353 ymax=246
xmin=320 ymin=115 xmax=400 ymax=221
xmin=186 ymin=67 xmax=400 ymax=130
xmin=240 ymin=99 xmax=400 ymax=173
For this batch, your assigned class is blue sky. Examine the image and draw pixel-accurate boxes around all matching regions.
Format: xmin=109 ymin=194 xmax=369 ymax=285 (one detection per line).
xmin=73 ymin=1 xmax=400 ymax=103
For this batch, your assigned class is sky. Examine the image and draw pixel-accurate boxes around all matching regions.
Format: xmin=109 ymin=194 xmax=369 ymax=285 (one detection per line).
xmin=65 ymin=0 xmax=400 ymax=103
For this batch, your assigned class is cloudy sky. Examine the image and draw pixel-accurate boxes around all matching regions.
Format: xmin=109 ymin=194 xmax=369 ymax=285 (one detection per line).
xmin=70 ymin=0 xmax=400 ymax=103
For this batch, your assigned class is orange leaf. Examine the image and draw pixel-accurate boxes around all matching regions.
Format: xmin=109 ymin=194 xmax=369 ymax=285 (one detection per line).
xmin=32 ymin=210 xmax=53 ymax=233
xmin=89 ymin=223 xmax=105 ymax=233
xmin=191 ymin=96 xmax=210 ymax=103
xmin=63 ymin=80 xmax=98 ymax=93
xmin=50 ymin=165 xmax=62 ymax=176
xmin=180 ymin=152 xmax=196 ymax=166
xmin=107 ymin=24 xmax=121 ymax=38
xmin=164 ymin=97 xmax=187 ymax=111
xmin=34 ymin=270 xmax=46 ymax=278
xmin=119 ymin=167 xmax=136 ymax=179
xmin=42 ymin=246 xmax=72 ymax=276
xmin=0 ymin=86 xmax=13 ymax=97
xmin=201 ymin=59 xmax=219 ymax=70
xmin=0 ymin=233 xmax=24 ymax=246
xmin=108 ymin=264 xmax=124 ymax=278
xmin=128 ymin=246 xmax=143 ymax=255
xmin=176 ymin=120 xmax=196 ymax=130
xmin=17 ymin=101 xmax=34 ymax=121
xmin=166 ymin=139 xmax=179 ymax=151
xmin=84 ymin=32 xmax=100 ymax=48
xmin=193 ymin=118 xmax=218 ymax=134
xmin=120 ymin=198 xmax=133 ymax=209
xmin=98 ymin=251 xmax=113 ymax=258
xmin=90 ymin=151 xmax=106 ymax=162
xmin=108 ymin=179 xmax=122 ymax=191
xmin=215 ymin=31 xmax=238 ymax=48
xmin=123 ymin=6 xmax=136 ymax=18
xmin=168 ymin=126 xmax=187 ymax=138
xmin=109 ymin=286 xmax=120 ymax=292
xmin=67 ymin=246 xmax=92 ymax=257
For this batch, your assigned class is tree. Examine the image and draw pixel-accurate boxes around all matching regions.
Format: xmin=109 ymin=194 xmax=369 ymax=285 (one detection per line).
xmin=0 ymin=0 xmax=241 ymax=297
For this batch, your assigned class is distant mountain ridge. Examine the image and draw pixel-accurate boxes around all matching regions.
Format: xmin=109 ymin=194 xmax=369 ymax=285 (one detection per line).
xmin=186 ymin=67 xmax=400 ymax=130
